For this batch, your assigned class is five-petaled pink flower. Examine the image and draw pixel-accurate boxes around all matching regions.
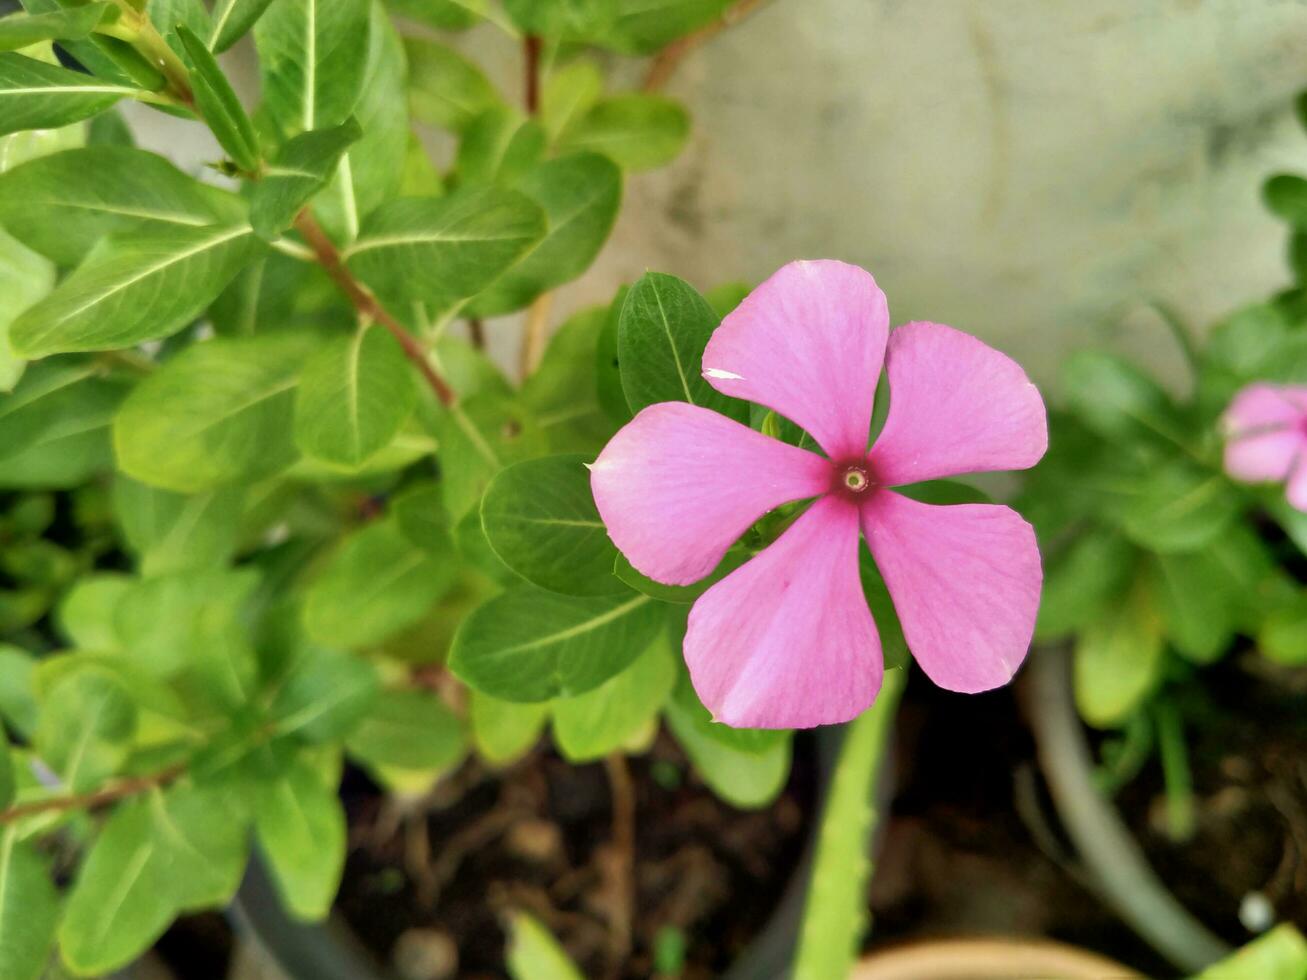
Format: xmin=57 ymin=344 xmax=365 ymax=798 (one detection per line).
xmin=1221 ymin=382 xmax=1307 ymax=511
xmin=590 ymin=260 xmax=1049 ymax=729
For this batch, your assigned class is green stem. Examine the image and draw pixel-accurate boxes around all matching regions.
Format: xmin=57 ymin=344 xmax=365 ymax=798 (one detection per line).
xmin=1025 ymin=647 xmax=1229 ymax=971
xmin=1154 ymin=698 xmax=1196 ymax=843
xmin=113 ymin=1 xmax=195 ymax=108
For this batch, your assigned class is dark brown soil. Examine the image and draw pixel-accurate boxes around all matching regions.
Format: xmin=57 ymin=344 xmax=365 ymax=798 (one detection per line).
xmin=335 ymin=731 xmax=817 ymax=980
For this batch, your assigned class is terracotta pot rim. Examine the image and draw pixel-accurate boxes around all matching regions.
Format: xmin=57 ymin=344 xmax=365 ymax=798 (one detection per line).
xmin=852 ymin=935 xmax=1140 ymax=980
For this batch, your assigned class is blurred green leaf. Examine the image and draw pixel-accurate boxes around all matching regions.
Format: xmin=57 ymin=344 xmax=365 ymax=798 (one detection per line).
xmin=406 ymin=36 xmax=499 ymax=131
xmin=209 ymin=0 xmax=277 ymax=51
xmin=36 ymin=667 xmax=137 ymax=790
xmin=1258 ymin=592 xmax=1307 ymax=666
xmin=558 ymin=93 xmax=689 ymax=171
xmin=455 ymin=107 xmax=544 ymax=188
xmin=0 ymin=828 xmax=60 ymax=980
xmin=1074 ymin=577 xmax=1164 ymax=728
xmin=540 ymin=59 xmax=602 ymax=144
xmin=0 ymin=645 xmax=37 ymax=737
xmin=450 ymin=588 xmax=662 ymax=701
xmin=1062 ymin=351 xmax=1187 ymax=450
xmin=425 ymin=390 xmax=543 ymax=521
xmin=602 ymin=0 xmax=733 ymax=54
xmin=56 ymin=572 xmax=131 ymax=650
xmin=614 ymin=547 xmax=747 ymax=603
xmin=112 ymin=477 xmax=246 ymax=575
xmin=346 ymin=688 xmax=466 ymax=772
xmin=521 ymin=305 xmax=613 ymax=453
xmin=553 ymin=628 xmax=675 ymax=762
xmin=251 ymin=117 xmax=361 ymax=238
xmin=0 ymin=5 xmax=109 ymax=52
xmin=469 ymin=689 xmax=548 ymax=764
xmin=114 ymin=332 xmax=313 ymax=492
xmin=1036 ymin=530 xmax=1136 ymax=642
xmin=270 ymin=645 xmax=380 ymax=741
xmin=1197 ymin=924 xmax=1307 ymax=980
xmin=0 ymin=361 xmax=126 ymax=466
xmin=11 ymin=221 xmax=263 ymax=357
xmin=503 ymin=0 xmax=613 ymax=38
xmin=1116 ymin=460 xmax=1240 ymax=554
xmin=1264 ymin=174 xmax=1307 ymax=226
xmin=253 ymin=754 xmax=346 ymax=921
xmin=304 ymin=518 xmax=454 ymax=648
xmin=481 ymin=453 xmax=625 ymax=596
xmin=0 ymin=52 xmax=136 ymax=137
xmin=506 ymin=911 xmax=584 ymax=980
xmin=386 ymin=0 xmax=482 ymax=30
xmin=0 ymin=228 xmax=51 ymax=392
xmin=150 ymin=781 xmax=250 ymax=911
xmin=294 ymin=323 xmax=415 ymax=467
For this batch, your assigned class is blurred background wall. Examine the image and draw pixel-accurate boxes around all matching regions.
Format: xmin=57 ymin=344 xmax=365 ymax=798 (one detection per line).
xmin=127 ymin=0 xmax=1307 ymax=392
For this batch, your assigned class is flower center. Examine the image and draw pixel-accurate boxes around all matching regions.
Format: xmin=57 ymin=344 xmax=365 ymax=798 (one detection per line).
xmin=843 ymin=467 xmax=869 ymax=492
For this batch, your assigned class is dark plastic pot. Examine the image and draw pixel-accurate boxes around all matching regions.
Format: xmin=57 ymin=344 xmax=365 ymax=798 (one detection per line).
xmin=230 ymin=725 xmax=896 ymax=980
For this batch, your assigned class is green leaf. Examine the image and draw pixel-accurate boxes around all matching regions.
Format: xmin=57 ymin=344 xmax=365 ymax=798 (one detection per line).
xmin=346 ymin=688 xmax=466 ymax=772
xmin=425 ymin=390 xmax=543 ymax=520
xmin=0 ymin=228 xmax=52 ymax=392
xmin=209 ymin=0 xmax=277 ymax=52
xmin=148 ymin=0 xmax=212 ymax=56
xmin=114 ymin=332 xmax=312 ymax=492
xmin=618 ymin=271 xmax=744 ymax=419
xmin=540 ymin=59 xmax=602 ymax=144
xmin=469 ymin=689 xmax=548 ymax=764
xmin=1259 ymin=593 xmax=1307 ymax=666
xmin=450 ymin=588 xmax=662 ymax=701
xmin=1198 ymin=924 xmax=1307 ymax=980
xmin=294 ymin=323 xmax=415 ymax=467
xmin=521 ymin=305 xmax=613 ymax=453
xmin=149 ymin=781 xmax=250 ymax=911
xmin=1116 ymin=461 xmax=1240 ymax=554
xmin=1036 ymin=530 xmax=1136 ymax=642
xmin=502 ymin=0 xmax=612 ymax=39
xmin=255 ymin=0 xmax=371 ymax=138
xmin=0 ymin=645 xmax=37 ymax=737
xmin=270 ymin=645 xmax=380 ymax=742
xmin=251 ymin=117 xmax=361 ymax=238
xmin=1150 ymin=551 xmax=1237 ymax=664
xmin=11 ymin=222 xmax=263 ymax=357
xmin=303 ymin=518 xmax=454 ymax=648
xmin=0 ymin=829 xmax=59 ymax=980
xmin=60 ymin=802 xmax=173 ymax=975
xmin=602 ymin=0 xmax=732 ymax=54
xmin=0 ymin=5 xmax=109 ymax=53
xmin=56 ymin=572 xmax=131 ymax=650
xmin=1062 ymin=351 xmax=1187 ymax=450
xmin=176 ymin=23 xmax=260 ymax=172
xmin=505 ymin=911 xmax=585 ymax=980
xmin=613 ymin=548 xmax=746 ymax=603
xmin=481 ymin=453 xmax=625 ymax=596
xmin=253 ymin=754 xmax=346 ymax=921
xmin=1074 ymin=578 xmax=1165 ymax=728
xmin=454 ymin=107 xmax=544 ymax=188
xmin=35 ymin=667 xmax=137 ymax=790
xmin=793 ymin=667 xmax=905 ymax=980
xmin=595 ymin=287 xmax=630 ymax=422
xmin=1264 ymin=174 xmax=1307 ymax=226
xmin=112 ymin=476 xmax=245 ymax=575
xmin=0 ymin=145 xmax=239 ymax=266
xmin=405 ymin=36 xmax=499 ymax=131
xmin=386 ymin=0 xmax=482 ymax=30
xmin=664 ymin=671 xmax=791 ymax=808
xmin=557 ymin=94 xmax=689 ymax=171
xmin=344 ymin=187 xmax=545 ymax=306
xmin=0 ymin=361 xmax=125 ymax=467
xmin=552 ymin=629 xmax=675 ymax=762
xmin=0 ymin=52 xmax=139 ymax=137
xmin=0 ymin=744 xmax=12 ymax=811
xmin=470 ymin=152 xmax=622 ymax=315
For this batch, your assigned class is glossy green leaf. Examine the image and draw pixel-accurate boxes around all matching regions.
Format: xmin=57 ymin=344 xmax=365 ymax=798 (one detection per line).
xmin=470 ymin=152 xmax=621 ymax=314
xmin=506 ymin=911 xmax=585 ymax=980
xmin=0 ymin=52 xmax=139 ymax=137
xmin=270 ymin=645 xmax=380 ymax=741
xmin=176 ymin=24 xmax=260 ymax=171
xmin=344 ymin=187 xmax=544 ymax=305
xmin=114 ymin=332 xmax=312 ymax=492
xmin=450 ymin=588 xmax=662 ymax=701
xmin=1074 ymin=578 xmax=1165 ymax=728
xmin=793 ymin=667 xmax=905 ymax=980
xmin=618 ymin=271 xmax=745 ymax=419
xmin=255 ymin=0 xmax=371 ymax=138
xmin=558 ymin=94 xmax=689 ymax=171
xmin=469 ymin=690 xmax=548 ymax=764
xmin=253 ymin=754 xmax=346 ymax=921
xmin=303 ymin=518 xmax=454 ymax=648
xmin=10 ymin=222 xmax=263 ymax=357
xmin=0 ymin=5 xmax=109 ymax=53
xmin=405 ymin=36 xmax=499 ymax=131
xmin=112 ymin=477 xmax=245 ymax=575
xmin=0 ymin=145 xmax=239 ymax=265
xmin=553 ymin=629 xmax=675 ymax=762
xmin=294 ymin=323 xmax=415 ymax=467
xmin=481 ymin=453 xmax=625 ymax=596
xmin=251 ymin=117 xmax=361 ymax=237
xmin=346 ymin=688 xmax=466 ymax=772
xmin=35 ymin=667 xmax=136 ymax=790
xmin=425 ymin=390 xmax=543 ymax=520
xmin=0 ymin=832 xmax=57 ymax=980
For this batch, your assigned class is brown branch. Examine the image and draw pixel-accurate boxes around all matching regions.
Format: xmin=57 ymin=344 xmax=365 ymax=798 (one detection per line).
xmin=519 ymin=290 xmax=553 ymax=380
xmin=524 ymin=35 xmax=542 ymax=114
xmin=0 ymin=764 xmax=185 ymax=826
xmin=293 ymin=211 xmax=456 ymax=406
xmin=642 ymin=0 xmax=765 ymax=93
xmin=601 ymin=754 xmax=636 ymax=970
xmin=467 ymin=316 xmax=486 ymax=351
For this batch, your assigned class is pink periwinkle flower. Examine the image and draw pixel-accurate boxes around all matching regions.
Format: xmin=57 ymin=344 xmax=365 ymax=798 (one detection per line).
xmin=589 ymin=260 xmax=1049 ymax=729
xmin=1221 ymin=382 xmax=1307 ymax=511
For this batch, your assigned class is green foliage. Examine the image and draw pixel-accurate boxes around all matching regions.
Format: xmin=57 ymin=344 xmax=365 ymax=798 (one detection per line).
xmin=252 ymin=117 xmax=361 ymax=238
xmin=557 ymin=94 xmax=689 ymax=171
xmin=505 ymin=911 xmax=585 ymax=980
xmin=0 ymin=52 xmax=138 ymax=137
xmin=1197 ymin=924 xmax=1307 ymax=980
xmin=0 ymin=5 xmax=109 ymax=53
xmin=176 ymin=24 xmax=260 ymax=172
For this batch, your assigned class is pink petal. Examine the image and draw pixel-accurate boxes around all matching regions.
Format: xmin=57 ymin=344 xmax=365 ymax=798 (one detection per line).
xmin=701 ymin=260 xmax=888 ymax=460
xmin=684 ymin=496 xmax=882 ymax=729
xmin=862 ymin=491 xmax=1040 ymax=693
xmin=1288 ymin=457 xmax=1307 ymax=512
xmin=869 ymin=322 xmax=1047 ymax=486
xmin=590 ymin=402 xmax=831 ymax=586
xmin=1221 ymin=383 xmax=1307 ymax=483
